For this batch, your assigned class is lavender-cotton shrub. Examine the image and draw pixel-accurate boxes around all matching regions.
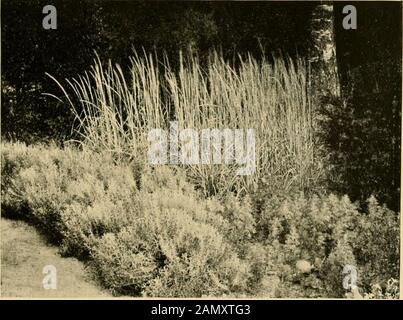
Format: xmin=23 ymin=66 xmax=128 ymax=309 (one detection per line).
xmin=1 ymin=142 xmax=399 ymax=298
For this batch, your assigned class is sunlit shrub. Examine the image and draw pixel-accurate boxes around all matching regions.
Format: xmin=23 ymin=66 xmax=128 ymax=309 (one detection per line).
xmin=1 ymin=142 xmax=253 ymax=297
xmin=350 ymin=196 xmax=400 ymax=294
xmin=91 ymin=208 xmax=249 ymax=297
xmin=259 ymin=193 xmax=399 ymax=298
xmin=1 ymin=142 xmax=399 ymax=298
xmin=364 ymin=278 xmax=399 ymax=299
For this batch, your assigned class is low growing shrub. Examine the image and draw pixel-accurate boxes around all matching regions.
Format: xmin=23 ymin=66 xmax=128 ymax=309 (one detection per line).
xmin=258 ymin=193 xmax=399 ymax=297
xmin=1 ymin=142 xmax=254 ymax=297
xmin=1 ymin=142 xmax=399 ymax=298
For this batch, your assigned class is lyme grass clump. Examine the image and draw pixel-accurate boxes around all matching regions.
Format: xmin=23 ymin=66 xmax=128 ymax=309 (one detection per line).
xmin=48 ymin=50 xmax=326 ymax=198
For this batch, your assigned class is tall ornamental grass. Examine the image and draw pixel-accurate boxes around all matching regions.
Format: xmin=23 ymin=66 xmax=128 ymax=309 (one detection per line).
xmin=49 ymin=50 xmax=325 ymax=197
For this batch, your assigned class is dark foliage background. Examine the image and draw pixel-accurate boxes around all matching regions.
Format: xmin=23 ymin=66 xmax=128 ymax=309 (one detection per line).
xmin=1 ymin=1 xmax=401 ymax=211
xmin=330 ymin=2 xmax=401 ymax=211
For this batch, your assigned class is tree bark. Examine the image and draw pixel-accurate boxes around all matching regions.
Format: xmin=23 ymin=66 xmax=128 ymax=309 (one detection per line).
xmin=308 ymin=2 xmax=339 ymax=99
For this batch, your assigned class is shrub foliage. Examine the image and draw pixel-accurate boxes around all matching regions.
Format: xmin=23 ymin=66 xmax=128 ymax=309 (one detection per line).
xmin=1 ymin=142 xmax=399 ymax=297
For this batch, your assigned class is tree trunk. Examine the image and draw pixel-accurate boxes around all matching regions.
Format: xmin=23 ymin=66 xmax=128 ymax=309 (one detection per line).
xmin=308 ymin=2 xmax=339 ymax=99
